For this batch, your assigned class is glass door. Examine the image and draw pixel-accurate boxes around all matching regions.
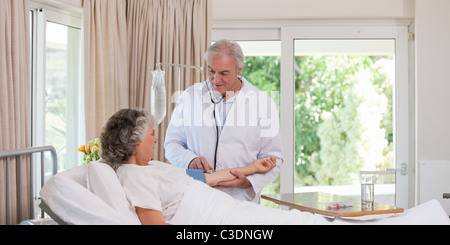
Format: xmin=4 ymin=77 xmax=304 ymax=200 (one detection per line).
xmin=31 ymin=7 xmax=83 ymax=176
xmin=280 ymin=25 xmax=412 ymax=208
xmin=44 ymin=20 xmax=82 ymax=170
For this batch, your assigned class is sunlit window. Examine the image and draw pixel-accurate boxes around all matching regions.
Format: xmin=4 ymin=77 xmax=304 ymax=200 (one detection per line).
xmin=293 ymin=40 xmax=395 ymax=205
xmin=30 ymin=7 xmax=83 ymax=177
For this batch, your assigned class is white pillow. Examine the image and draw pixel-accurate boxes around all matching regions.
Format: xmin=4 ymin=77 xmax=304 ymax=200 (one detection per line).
xmin=86 ymin=160 xmax=141 ymax=223
xmin=40 ymin=162 xmax=141 ymax=225
xmin=40 ymin=166 xmax=134 ymax=225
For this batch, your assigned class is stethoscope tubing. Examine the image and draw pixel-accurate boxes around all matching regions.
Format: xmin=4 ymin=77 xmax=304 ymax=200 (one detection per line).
xmin=206 ymin=77 xmax=242 ymax=170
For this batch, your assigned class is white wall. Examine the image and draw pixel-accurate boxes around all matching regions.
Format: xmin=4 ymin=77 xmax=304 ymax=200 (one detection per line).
xmin=32 ymin=0 xmax=82 ymax=15
xmin=211 ymin=0 xmax=414 ymax=20
xmin=415 ymin=0 xmax=450 ymax=205
xmin=47 ymin=0 xmax=81 ymax=8
xmin=415 ymin=0 xmax=450 ymax=160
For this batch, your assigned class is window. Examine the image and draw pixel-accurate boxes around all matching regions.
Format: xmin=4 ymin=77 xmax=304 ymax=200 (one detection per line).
xmin=30 ymin=4 xmax=84 ymax=184
xmin=214 ymin=21 xmax=413 ymax=208
xmin=293 ymin=40 xmax=395 ymax=205
xmin=280 ymin=25 xmax=412 ymax=208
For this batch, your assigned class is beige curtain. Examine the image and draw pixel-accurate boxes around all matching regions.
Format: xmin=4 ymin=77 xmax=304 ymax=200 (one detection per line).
xmin=0 ymin=0 xmax=31 ymax=225
xmin=83 ymin=0 xmax=130 ymax=140
xmin=127 ymin=0 xmax=210 ymax=161
xmin=85 ymin=0 xmax=210 ymax=161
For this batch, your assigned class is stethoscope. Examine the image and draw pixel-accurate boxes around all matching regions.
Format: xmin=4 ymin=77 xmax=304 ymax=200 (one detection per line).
xmin=206 ymin=76 xmax=242 ymax=170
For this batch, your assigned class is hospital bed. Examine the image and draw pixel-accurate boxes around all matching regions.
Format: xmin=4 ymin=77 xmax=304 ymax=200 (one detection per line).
xmin=38 ymin=160 xmax=450 ymax=225
xmin=4 ymin=146 xmax=449 ymax=225
xmin=0 ymin=146 xmax=57 ymax=225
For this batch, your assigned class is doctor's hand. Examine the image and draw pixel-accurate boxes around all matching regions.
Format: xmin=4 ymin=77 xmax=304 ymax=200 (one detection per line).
xmin=215 ymin=170 xmax=251 ymax=189
xmin=188 ymin=156 xmax=214 ymax=173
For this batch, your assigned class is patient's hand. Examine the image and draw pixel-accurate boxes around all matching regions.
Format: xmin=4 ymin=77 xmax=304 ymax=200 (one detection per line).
xmin=251 ymin=156 xmax=276 ymax=173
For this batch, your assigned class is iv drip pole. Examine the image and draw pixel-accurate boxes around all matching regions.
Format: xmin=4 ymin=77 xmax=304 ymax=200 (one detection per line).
xmin=156 ymin=63 xmax=204 ymax=90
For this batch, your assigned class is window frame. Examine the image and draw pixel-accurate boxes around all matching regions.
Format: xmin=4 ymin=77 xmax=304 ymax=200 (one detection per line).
xmin=213 ymin=20 xmax=415 ymax=208
xmin=29 ymin=2 xmax=83 ymax=196
xmin=280 ymin=24 xmax=413 ymax=208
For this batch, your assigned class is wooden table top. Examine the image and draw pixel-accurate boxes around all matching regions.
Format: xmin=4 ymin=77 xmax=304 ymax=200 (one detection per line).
xmin=261 ymin=192 xmax=404 ymax=218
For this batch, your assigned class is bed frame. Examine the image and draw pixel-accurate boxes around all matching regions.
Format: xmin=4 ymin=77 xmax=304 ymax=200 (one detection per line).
xmin=0 ymin=146 xmax=58 ymax=225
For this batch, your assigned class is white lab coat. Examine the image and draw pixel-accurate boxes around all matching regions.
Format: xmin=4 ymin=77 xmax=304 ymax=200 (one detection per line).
xmin=164 ymin=77 xmax=284 ymax=202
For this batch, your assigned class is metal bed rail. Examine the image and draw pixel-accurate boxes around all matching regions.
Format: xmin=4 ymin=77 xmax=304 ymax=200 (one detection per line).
xmin=0 ymin=145 xmax=57 ymax=225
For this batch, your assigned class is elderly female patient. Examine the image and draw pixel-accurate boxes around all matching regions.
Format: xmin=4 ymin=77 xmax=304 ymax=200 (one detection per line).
xmin=100 ymin=108 xmax=276 ymax=225
xmin=99 ymin=108 xmax=450 ymax=225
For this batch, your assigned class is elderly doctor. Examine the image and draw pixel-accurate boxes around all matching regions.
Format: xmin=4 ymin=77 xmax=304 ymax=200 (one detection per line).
xmin=164 ymin=40 xmax=284 ymax=203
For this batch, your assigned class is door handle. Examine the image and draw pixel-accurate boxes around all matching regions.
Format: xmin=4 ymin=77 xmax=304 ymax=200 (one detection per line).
xmin=386 ymin=163 xmax=407 ymax=175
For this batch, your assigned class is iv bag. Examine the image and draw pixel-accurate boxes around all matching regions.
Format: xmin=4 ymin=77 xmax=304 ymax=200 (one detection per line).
xmin=151 ymin=69 xmax=167 ymax=124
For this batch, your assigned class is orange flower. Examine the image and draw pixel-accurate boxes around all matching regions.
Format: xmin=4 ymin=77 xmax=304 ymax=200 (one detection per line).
xmin=88 ymin=144 xmax=94 ymax=152
xmin=78 ymin=145 xmax=86 ymax=153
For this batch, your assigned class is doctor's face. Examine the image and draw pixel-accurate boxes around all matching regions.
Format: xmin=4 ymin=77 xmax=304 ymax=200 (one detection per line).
xmin=207 ymin=54 xmax=243 ymax=96
xmin=135 ymin=124 xmax=157 ymax=165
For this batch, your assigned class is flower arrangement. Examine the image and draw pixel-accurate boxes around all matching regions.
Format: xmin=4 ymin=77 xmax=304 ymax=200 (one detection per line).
xmin=78 ymin=138 xmax=101 ymax=165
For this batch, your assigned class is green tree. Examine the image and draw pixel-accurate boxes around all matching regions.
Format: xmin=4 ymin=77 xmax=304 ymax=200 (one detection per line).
xmin=243 ymin=56 xmax=280 ymax=93
xmin=294 ymin=56 xmax=368 ymax=183
xmin=310 ymin=71 xmax=388 ymax=185
xmin=242 ymin=55 xmax=394 ymax=192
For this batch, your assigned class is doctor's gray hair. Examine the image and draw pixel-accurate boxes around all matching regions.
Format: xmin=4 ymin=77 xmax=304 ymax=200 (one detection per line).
xmin=100 ymin=108 xmax=156 ymax=170
xmin=205 ymin=39 xmax=245 ymax=69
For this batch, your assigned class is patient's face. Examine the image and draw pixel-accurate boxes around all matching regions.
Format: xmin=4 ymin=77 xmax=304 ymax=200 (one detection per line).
xmin=135 ymin=124 xmax=157 ymax=165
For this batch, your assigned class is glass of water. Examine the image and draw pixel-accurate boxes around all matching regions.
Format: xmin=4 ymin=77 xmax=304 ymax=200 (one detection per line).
xmin=361 ymin=175 xmax=374 ymax=210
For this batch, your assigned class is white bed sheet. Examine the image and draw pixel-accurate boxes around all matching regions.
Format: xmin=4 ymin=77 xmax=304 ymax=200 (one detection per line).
xmin=170 ymin=180 xmax=450 ymax=225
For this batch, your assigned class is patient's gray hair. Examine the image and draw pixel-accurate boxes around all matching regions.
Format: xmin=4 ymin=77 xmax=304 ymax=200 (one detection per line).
xmin=205 ymin=39 xmax=245 ymax=69
xmin=100 ymin=108 xmax=156 ymax=171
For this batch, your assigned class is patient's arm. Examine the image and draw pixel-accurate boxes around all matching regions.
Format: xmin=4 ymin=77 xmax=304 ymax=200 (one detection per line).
xmin=136 ymin=207 xmax=171 ymax=225
xmin=205 ymin=157 xmax=276 ymax=187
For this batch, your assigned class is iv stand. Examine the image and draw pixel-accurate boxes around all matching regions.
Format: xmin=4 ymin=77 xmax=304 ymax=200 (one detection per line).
xmin=156 ymin=63 xmax=204 ymax=90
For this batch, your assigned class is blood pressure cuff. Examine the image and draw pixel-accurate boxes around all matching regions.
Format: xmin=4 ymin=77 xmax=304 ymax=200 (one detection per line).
xmin=186 ymin=169 xmax=206 ymax=183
